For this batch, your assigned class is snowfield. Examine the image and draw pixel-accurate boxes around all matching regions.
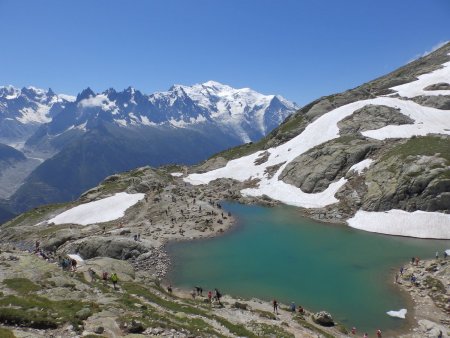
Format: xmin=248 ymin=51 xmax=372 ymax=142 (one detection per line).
xmin=347 ymin=210 xmax=450 ymax=239
xmin=185 ymin=58 xmax=450 ymax=239
xmin=47 ymin=192 xmax=145 ymax=226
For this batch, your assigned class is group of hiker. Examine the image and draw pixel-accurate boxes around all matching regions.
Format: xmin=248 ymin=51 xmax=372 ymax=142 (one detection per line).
xmin=173 ymin=285 xmax=223 ymax=305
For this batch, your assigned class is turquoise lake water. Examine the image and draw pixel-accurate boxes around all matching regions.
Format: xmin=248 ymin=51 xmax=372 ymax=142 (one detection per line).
xmin=167 ymin=202 xmax=449 ymax=334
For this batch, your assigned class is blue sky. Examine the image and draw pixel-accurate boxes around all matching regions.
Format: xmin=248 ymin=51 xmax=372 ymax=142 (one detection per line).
xmin=0 ymin=0 xmax=449 ymax=105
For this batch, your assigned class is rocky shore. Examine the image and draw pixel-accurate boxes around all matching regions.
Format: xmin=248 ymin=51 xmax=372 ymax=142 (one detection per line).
xmin=397 ymin=257 xmax=449 ymax=338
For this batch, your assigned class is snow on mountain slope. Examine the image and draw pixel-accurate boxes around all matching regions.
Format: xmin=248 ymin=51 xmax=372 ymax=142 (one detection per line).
xmin=32 ymin=81 xmax=298 ymax=144
xmin=185 ymin=53 xmax=450 ymax=239
xmin=0 ymin=85 xmax=74 ymax=124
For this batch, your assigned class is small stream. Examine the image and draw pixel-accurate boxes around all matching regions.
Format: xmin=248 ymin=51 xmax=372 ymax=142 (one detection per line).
xmin=167 ymin=202 xmax=449 ymax=334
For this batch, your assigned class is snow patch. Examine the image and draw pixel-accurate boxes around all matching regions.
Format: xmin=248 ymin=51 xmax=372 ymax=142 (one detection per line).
xmin=347 ymin=210 xmax=450 ymax=239
xmin=47 ymin=192 xmax=145 ymax=226
xmin=390 ymin=58 xmax=450 ymax=98
xmin=387 ymin=309 xmax=407 ymax=319
xmin=170 ymin=172 xmax=184 ymax=177
xmin=67 ymin=254 xmax=84 ymax=263
xmin=349 ymin=159 xmax=373 ymax=174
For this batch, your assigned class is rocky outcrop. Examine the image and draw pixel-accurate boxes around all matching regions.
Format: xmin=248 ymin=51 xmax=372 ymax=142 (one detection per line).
xmin=60 ymin=236 xmax=150 ymax=260
xmin=362 ymin=147 xmax=450 ymax=212
xmin=423 ymin=82 xmax=450 ymax=90
xmin=280 ymin=137 xmax=380 ymax=193
xmin=410 ymin=95 xmax=450 ymax=110
xmin=313 ymin=311 xmax=334 ymax=326
xmin=337 ymin=104 xmax=414 ymax=135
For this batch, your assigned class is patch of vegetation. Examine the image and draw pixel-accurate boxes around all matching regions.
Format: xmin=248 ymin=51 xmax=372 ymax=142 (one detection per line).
xmin=0 ymin=327 xmax=16 ymax=338
xmin=383 ymin=136 xmax=450 ymax=162
xmin=2 ymin=203 xmax=69 ymax=228
xmin=424 ymin=276 xmax=446 ymax=293
xmin=2 ymin=278 xmax=40 ymax=294
xmin=122 ymin=282 xmax=256 ymax=337
xmin=293 ymin=317 xmax=335 ymax=338
xmin=0 ymin=294 xmax=97 ymax=329
xmin=254 ymin=309 xmax=277 ymax=320
xmin=254 ymin=322 xmax=295 ymax=338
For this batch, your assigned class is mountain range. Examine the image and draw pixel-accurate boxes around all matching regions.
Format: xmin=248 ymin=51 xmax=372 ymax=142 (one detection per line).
xmin=0 ymin=81 xmax=297 ymax=222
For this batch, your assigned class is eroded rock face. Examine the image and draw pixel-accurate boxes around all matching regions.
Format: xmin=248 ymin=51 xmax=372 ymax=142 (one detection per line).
xmin=337 ymin=104 xmax=414 ymax=135
xmin=60 ymin=236 xmax=150 ymax=260
xmin=362 ymin=154 xmax=450 ymax=212
xmin=280 ymin=137 xmax=380 ymax=193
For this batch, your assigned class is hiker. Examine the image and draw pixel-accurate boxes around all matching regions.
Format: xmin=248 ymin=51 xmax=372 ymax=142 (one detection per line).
xmin=290 ymin=302 xmax=296 ymax=312
xmin=102 ymin=271 xmax=108 ymax=284
xmin=444 ymin=251 xmax=448 ymax=259
xmin=190 ymin=289 xmax=196 ymax=299
xmin=214 ymin=288 xmax=222 ymax=305
xmin=438 ymin=330 xmax=443 ymax=338
xmin=400 ymin=266 xmax=404 ymax=276
xmin=88 ymin=268 xmax=97 ymax=282
xmin=71 ymin=258 xmax=77 ymax=272
xmin=134 ymin=234 xmax=138 ymax=241
xmin=411 ymin=257 xmax=415 ymax=264
xmin=298 ymin=305 xmax=304 ymax=314
xmin=111 ymin=272 xmax=119 ymax=290
xmin=195 ymin=286 xmax=203 ymax=296
xmin=351 ymin=327 xmax=356 ymax=334
xmin=415 ymin=257 xmax=420 ymax=266
xmin=208 ymin=290 xmax=212 ymax=304
xmin=273 ymin=299 xmax=278 ymax=314
xmin=35 ymin=240 xmax=40 ymax=252
xmin=363 ymin=333 xmax=368 ymax=338
xmin=167 ymin=284 xmax=172 ymax=294
xmin=376 ymin=329 xmax=382 ymax=337
xmin=137 ymin=233 xmax=141 ymax=241
xmin=61 ymin=258 xmax=69 ymax=271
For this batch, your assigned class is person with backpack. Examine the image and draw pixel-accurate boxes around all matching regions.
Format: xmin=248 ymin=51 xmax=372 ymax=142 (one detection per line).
xmin=214 ymin=288 xmax=222 ymax=305
xmin=111 ymin=272 xmax=118 ymax=290
xmin=102 ymin=271 xmax=108 ymax=285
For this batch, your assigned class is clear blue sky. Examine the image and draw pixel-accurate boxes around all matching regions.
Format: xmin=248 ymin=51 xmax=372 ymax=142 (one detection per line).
xmin=0 ymin=0 xmax=449 ymax=105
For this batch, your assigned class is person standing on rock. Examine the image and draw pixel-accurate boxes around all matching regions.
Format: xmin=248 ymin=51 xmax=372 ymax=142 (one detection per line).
xmin=208 ymin=290 xmax=212 ymax=304
xmin=102 ymin=271 xmax=108 ymax=285
xmin=376 ymin=328 xmax=382 ymax=337
xmin=111 ymin=272 xmax=119 ymax=290
xmin=214 ymin=288 xmax=222 ymax=305
xmin=273 ymin=299 xmax=278 ymax=314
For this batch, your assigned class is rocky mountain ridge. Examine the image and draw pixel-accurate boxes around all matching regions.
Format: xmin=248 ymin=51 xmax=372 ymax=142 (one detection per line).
xmin=0 ymin=82 xmax=296 ymax=221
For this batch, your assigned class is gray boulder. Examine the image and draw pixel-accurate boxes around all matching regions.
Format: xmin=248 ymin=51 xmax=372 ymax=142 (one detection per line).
xmin=312 ymin=311 xmax=334 ymax=326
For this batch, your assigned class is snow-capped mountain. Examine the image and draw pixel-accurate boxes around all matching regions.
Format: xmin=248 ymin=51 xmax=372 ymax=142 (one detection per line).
xmin=1 ymin=82 xmax=297 ymax=218
xmin=36 ymin=81 xmax=297 ymax=146
xmin=0 ymin=85 xmax=74 ymax=143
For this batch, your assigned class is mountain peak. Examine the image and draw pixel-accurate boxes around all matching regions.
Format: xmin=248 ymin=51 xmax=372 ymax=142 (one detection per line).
xmin=77 ymin=87 xmax=95 ymax=101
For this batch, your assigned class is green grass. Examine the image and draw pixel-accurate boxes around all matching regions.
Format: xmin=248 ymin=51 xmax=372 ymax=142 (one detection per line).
xmin=383 ymin=136 xmax=450 ymax=162
xmin=122 ymin=282 xmax=256 ymax=337
xmin=2 ymin=203 xmax=69 ymax=228
xmin=255 ymin=322 xmax=295 ymax=338
xmin=293 ymin=317 xmax=335 ymax=338
xmin=0 ymin=328 xmax=16 ymax=338
xmin=0 ymin=293 xmax=96 ymax=329
xmin=3 ymin=278 xmax=40 ymax=294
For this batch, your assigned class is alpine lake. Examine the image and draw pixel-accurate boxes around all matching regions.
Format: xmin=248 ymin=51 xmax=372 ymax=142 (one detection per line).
xmin=167 ymin=202 xmax=449 ymax=334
